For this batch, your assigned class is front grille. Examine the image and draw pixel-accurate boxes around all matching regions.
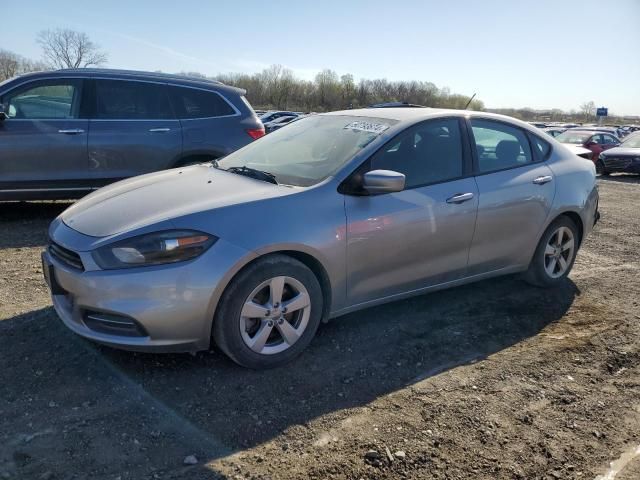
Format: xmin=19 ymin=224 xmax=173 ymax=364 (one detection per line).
xmin=83 ymin=311 xmax=148 ymax=337
xmin=49 ymin=241 xmax=84 ymax=271
xmin=603 ymin=157 xmax=632 ymax=169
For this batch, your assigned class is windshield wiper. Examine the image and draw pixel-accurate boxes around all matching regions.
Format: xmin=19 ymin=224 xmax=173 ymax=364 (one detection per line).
xmin=223 ymin=166 xmax=278 ymax=185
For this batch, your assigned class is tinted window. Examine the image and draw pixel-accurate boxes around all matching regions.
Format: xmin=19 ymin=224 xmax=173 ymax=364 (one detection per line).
xmin=528 ymin=132 xmax=551 ymax=160
xmin=4 ymin=81 xmax=80 ymax=119
xmin=471 ymin=119 xmax=532 ymax=173
xmin=371 ymin=118 xmax=464 ymax=188
xmin=169 ymin=86 xmax=235 ymax=119
xmin=95 ymin=80 xmax=173 ymax=119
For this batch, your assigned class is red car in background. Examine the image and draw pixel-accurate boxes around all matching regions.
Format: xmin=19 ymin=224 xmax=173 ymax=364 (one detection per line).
xmin=555 ymin=129 xmax=621 ymax=173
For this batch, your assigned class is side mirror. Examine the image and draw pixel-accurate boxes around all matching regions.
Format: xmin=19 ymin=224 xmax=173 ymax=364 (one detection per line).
xmin=362 ymin=170 xmax=405 ymax=194
xmin=0 ymin=104 xmax=7 ymax=121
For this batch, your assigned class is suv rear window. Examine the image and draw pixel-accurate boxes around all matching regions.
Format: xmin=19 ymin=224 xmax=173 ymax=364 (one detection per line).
xmin=169 ymin=86 xmax=236 ymax=119
xmin=95 ymin=80 xmax=173 ymax=120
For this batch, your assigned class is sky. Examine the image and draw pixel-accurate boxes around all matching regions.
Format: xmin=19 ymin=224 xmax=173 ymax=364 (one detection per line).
xmin=3 ymin=0 xmax=640 ymax=115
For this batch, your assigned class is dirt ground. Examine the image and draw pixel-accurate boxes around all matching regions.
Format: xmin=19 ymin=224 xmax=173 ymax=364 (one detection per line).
xmin=1 ymin=175 xmax=639 ymax=480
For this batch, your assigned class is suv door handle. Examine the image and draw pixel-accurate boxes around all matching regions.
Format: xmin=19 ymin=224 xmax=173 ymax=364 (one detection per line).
xmin=58 ymin=129 xmax=85 ymax=134
xmin=532 ymin=175 xmax=553 ymax=185
xmin=446 ymin=192 xmax=474 ymax=204
xmin=149 ymin=128 xmax=171 ymax=133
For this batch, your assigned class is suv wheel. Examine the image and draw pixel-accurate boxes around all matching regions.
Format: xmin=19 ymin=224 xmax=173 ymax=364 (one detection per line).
xmin=213 ymin=255 xmax=323 ymax=369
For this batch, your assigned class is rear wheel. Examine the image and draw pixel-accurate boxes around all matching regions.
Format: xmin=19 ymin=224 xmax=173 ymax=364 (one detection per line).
xmin=213 ymin=255 xmax=323 ymax=369
xmin=524 ymin=216 xmax=579 ymax=287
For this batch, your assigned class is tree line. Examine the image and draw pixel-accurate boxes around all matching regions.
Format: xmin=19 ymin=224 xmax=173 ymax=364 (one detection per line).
xmin=210 ymin=65 xmax=485 ymax=112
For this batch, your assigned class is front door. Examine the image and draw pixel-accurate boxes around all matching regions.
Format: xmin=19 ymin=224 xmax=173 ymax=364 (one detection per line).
xmin=87 ymin=79 xmax=182 ymax=183
xmin=344 ymin=117 xmax=478 ymax=306
xmin=0 ymin=78 xmax=88 ymax=191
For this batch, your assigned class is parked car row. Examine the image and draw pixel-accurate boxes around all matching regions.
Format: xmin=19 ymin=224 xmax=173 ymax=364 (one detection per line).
xmin=531 ymin=121 xmax=640 ymax=175
xmin=0 ymin=69 xmax=265 ymax=200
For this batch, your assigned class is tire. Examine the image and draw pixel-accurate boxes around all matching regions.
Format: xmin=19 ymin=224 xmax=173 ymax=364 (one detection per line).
xmin=596 ymin=159 xmax=609 ymax=176
xmin=523 ymin=216 xmax=579 ymax=288
xmin=213 ymin=254 xmax=323 ymax=369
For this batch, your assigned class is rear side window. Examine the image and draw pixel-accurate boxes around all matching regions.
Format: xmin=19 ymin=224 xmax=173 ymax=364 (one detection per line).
xmin=169 ymin=86 xmax=236 ymax=119
xmin=471 ymin=119 xmax=532 ymax=173
xmin=527 ymin=132 xmax=551 ymax=160
xmin=95 ymin=80 xmax=173 ymax=120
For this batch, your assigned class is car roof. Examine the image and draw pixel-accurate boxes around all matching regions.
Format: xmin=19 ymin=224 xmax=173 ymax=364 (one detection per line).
xmin=321 ymin=107 xmax=541 ymax=130
xmin=8 ymin=68 xmax=245 ymax=96
xmin=570 ymin=128 xmax=617 ymax=134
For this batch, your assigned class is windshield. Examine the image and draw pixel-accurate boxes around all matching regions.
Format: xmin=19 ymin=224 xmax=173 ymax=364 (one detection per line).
xmin=217 ymin=115 xmax=398 ymax=186
xmin=555 ymin=131 xmax=592 ymax=144
xmin=621 ymin=134 xmax=640 ymax=148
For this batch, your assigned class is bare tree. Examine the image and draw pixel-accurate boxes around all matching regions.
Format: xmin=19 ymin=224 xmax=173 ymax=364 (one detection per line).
xmin=0 ymin=50 xmax=20 ymax=80
xmin=37 ymin=28 xmax=107 ymax=69
xmin=0 ymin=49 xmax=48 ymax=81
xmin=580 ymin=101 xmax=596 ymax=121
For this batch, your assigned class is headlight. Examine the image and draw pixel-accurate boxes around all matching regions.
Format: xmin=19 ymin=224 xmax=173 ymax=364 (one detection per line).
xmin=93 ymin=230 xmax=217 ymax=269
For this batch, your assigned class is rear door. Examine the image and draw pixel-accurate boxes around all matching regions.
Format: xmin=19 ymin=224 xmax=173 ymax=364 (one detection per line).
xmin=0 ymin=78 xmax=88 ymax=190
xmin=467 ymin=119 xmax=555 ymax=274
xmin=601 ymin=133 xmax=620 ymax=152
xmin=87 ymin=79 xmax=181 ymax=183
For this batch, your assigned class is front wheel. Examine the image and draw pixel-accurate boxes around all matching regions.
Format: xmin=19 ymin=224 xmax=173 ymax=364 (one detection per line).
xmin=524 ymin=216 xmax=579 ymax=288
xmin=596 ymin=159 xmax=609 ymax=176
xmin=213 ymin=255 xmax=323 ymax=369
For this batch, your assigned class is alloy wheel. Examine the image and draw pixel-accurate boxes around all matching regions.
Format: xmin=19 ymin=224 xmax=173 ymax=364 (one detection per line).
xmin=544 ymin=226 xmax=575 ymax=278
xmin=239 ymin=276 xmax=311 ymax=355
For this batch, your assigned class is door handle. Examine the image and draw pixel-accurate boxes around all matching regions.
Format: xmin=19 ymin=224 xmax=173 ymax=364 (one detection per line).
xmin=446 ymin=192 xmax=474 ymax=204
xmin=58 ymin=129 xmax=85 ymax=134
xmin=149 ymin=128 xmax=171 ymax=133
xmin=532 ymin=175 xmax=553 ymax=185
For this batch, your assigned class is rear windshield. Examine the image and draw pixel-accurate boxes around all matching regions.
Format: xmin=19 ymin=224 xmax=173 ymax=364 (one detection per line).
xmin=621 ymin=134 xmax=640 ymax=148
xmin=217 ymin=115 xmax=398 ymax=187
xmin=555 ymin=131 xmax=592 ymax=144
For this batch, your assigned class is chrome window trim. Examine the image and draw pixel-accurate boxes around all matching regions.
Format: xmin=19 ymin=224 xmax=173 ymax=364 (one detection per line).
xmin=1 ymin=75 xmax=242 ymax=121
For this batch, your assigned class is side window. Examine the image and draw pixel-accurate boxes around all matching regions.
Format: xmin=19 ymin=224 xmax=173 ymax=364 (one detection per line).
xmin=471 ymin=119 xmax=532 ymax=173
xmin=527 ymin=132 xmax=551 ymax=160
xmin=4 ymin=81 xmax=80 ymax=119
xmin=168 ymin=86 xmax=236 ymax=119
xmin=590 ymin=135 xmax=602 ymax=144
xmin=370 ymin=118 xmax=464 ymax=188
xmin=602 ymin=134 xmax=618 ymax=145
xmin=95 ymin=80 xmax=173 ymax=120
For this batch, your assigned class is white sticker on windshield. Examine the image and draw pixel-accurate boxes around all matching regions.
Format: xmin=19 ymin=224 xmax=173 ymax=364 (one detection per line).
xmin=343 ymin=121 xmax=389 ymax=134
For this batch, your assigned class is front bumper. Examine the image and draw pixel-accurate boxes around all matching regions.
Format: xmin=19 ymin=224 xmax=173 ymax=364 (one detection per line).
xmin=601 ymin=156 xmax=640 ymax=173
xmin=43 ymin=228 xmax=253 ymax=353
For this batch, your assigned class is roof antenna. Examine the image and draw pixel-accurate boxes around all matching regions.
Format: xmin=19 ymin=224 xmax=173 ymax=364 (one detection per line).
xmin=464 ymin=93 xmax=477 ymax=110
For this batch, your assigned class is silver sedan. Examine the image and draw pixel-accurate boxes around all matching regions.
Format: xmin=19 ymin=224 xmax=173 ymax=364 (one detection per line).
xmin=43 ymin=109 xmax=599 ymax=368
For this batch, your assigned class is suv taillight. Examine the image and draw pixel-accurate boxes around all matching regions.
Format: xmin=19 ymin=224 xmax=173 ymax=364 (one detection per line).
xmin=246 ymin=127 xmax=265 ymax=140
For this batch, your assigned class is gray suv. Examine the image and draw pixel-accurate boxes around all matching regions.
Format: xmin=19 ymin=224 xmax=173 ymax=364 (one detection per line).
xmin=0 ymin=69 xmax=264 ymax=200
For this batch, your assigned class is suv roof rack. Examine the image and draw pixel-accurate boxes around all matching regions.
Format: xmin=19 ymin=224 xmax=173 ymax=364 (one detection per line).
xmin=55 ymin=68 xmax=224 ymax=85
xmin=367 ymin=101 xmax=427 ymax=108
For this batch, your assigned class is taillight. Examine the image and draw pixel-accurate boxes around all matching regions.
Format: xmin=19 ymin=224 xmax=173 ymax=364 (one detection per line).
xmin=246 ymin=127 xmax=265 ymax=140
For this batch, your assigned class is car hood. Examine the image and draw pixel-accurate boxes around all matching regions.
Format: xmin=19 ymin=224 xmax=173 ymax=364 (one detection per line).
xmin=60 ymin=165 xmax=295 ymax=237
xmin=602 ymin=147 xmax=640 ymax=157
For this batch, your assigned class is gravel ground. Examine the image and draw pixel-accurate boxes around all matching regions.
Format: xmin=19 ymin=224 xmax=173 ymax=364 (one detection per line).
xmin=0 ymin=175 xmax=639 ymax=480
